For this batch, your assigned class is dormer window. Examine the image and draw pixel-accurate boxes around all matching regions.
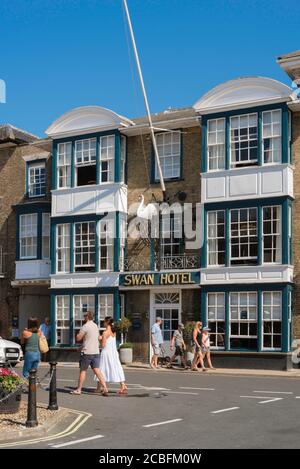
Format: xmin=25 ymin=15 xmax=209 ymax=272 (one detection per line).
xmin=28 ymin=162 xmax=46 ymax=197
xmin=230 ymin=113 xmax=258 ymax=168
xmin=75 ymin=138 xmax=97 ymax=186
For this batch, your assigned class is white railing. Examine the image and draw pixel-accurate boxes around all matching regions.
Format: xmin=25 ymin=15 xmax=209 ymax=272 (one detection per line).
xmin=124 ymin=254 xmax=200 ymax=272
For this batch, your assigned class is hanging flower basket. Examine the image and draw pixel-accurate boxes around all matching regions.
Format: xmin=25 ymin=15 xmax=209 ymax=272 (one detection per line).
xmin=0 ymin=368 xmax=24 ymax=414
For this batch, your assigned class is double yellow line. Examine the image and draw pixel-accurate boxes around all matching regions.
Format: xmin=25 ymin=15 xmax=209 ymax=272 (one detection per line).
xmin=0 ymin=408 xmax=92 ymax=448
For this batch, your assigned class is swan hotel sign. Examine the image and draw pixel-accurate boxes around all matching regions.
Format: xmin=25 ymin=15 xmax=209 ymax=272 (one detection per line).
xmin=120 ymin=271 xmax=200 ymax=287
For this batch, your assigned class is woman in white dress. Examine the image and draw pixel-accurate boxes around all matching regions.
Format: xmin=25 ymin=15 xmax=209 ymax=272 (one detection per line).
xmin=96 ymin=317 xmax=127 ymax=396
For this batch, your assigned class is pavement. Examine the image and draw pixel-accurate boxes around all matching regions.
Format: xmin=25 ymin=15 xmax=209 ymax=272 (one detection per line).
xmin=2 ymin=363 xmax=300 ymax=449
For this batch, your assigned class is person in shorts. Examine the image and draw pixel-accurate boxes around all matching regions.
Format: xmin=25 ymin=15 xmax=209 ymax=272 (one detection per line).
xmin=150 ymin=317 xmax=164 ymax=369
xmin=71 ymin=311 xmax=108 ymax=395
xmin=168 ymin=323 xmax=188 ymax=369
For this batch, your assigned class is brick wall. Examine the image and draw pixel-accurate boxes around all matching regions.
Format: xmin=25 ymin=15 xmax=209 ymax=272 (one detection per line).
xmin=126 ymin=126 xmax=202 ymax=269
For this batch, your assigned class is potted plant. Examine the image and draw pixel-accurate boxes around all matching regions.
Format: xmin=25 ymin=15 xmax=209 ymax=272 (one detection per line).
xmin=119 ymin=342 xmax=134 ymax=364
xmin=116 ymin=317 xmax=132 ymax=344
xmin=0 ymin=367 xmax=24 ymax=414
xmin=183 ymin=321 xmax=195 ymax=365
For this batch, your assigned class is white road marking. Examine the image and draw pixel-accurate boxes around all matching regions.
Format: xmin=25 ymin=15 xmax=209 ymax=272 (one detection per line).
xmin=253 ymin=391 xmax=293 ymax=395
xmin=179 ymin=387 xmax=215 ymax=391
xmin=143 ymin=419 xmax=183 ymax=428
xmin=162 ymin=390 xmax=199 ymax=395
xmin=57 ymin=379 xmax=75 ymax=382
xmin=52 ymin=434 xmax=104 ymax=448
xmin=240 ymin=395 xmax=274 ymax=399
xmin=211 ymin=407 xmax=240 ymax=414
xmin=258 ymin=398 xmax=283 ymax=404
xmin=295 ymin=397 xmax=300 ymax=399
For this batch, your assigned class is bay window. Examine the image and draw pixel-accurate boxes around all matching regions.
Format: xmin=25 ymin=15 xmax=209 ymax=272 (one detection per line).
xmin=100 ymin=135 xmax=115 ymax=183
xmin=262 ymin=110 xmax=281 ymax=164
xmin=207 ymin=293 xmax=225 ymax=349
xmin=262 ymin=291 xmax=282 ymax=350
xmin=57 ymin=224 xmax=70 ymax=273
xmin=57 ymin=142 xmax=72 ymax=188
xmin=207 ymin=210 xmax=225 ymax=266
xmin=74 ymin=221 xmax=96 ymax=272
xmin=230 ymin=292 xmax=257 ymax=350
xmin=155 ymin=131 xmax=181 ymax=180
xmin=263 ymin=206 xmax=281 ymax=263
xmin=56 ymin=296 xmax=70 ymax=345
xmin=20 ymin=213 xmax=38 ymax=259
xmin=207 ymin=118 xmax=225 ymax=171
xmin=230 ymin=208 xmax=258 ymax=265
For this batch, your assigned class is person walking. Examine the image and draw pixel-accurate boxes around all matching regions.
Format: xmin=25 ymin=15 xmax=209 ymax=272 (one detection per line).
xmin=95 ymin=317 xmax=127 ymax=395
xmin=150 ymin=317 xmax=164 ymax=369
xmin=39 ymin=317 xmax=51 ymax=341
xmin=21 ymin=317 xmax=42 ymax=378
xmin=201 ymin=326 xmax=216 ymax=370
xmin=39 ymin=317 xmax=51 ymax=362
xmin=168 ymin=323 xmax=188 ymax=369
xmin=71 ymin=311 xmax=107 ymax=396
xmin=191 ymin=321 xmax=206 ymax=371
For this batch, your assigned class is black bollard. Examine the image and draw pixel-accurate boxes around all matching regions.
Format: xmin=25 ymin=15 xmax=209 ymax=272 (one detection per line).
xmin=48 ymin=361 xmax=58 ymax=411
xmin=26 ymin=369 xmax=38 ymax=428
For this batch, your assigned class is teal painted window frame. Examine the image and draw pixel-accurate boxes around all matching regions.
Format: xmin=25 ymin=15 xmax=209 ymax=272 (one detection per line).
xmin=15 ymin=204 xmax=51 ymax=261
xmin=151 ymin=129 xmax=183 ymax=183
xmin=51 ymin=212 xmax=123 ymax=275
xmin=201 ymin=283 xmax=291 ymax=353
xmin=202 ymin=103 xmax=290 ymax=173
xmin=203 ymin=197 xmax=291 ymax=269
xmin=50 ymin=288 xmax=120 ymax=347
xmin=52 ymin=130 xmax=123 ymax=190
xmin=26 ymin=159 xmax=47 ymax=198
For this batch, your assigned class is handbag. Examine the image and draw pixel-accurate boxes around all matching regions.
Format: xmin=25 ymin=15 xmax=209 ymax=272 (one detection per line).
xmin=39 ymin=334 xmax=49 ymax=354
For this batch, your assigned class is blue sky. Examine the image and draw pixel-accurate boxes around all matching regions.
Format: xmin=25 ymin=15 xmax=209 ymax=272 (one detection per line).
xmin=0 ymin=0 xmax=299 ymax=137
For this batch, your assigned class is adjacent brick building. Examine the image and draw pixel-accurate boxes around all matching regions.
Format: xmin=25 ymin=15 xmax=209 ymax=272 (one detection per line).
xmin=0 ymin=125 xmax=51 ymax=337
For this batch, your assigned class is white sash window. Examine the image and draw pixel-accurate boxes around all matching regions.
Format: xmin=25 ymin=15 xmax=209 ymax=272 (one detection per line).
xmin=57 ymin=224 xmax=70 ymax=273
xmin=100 ymin=135 xmax=115 ymax=183
xmin=57 ymin=142 xmax=72 ymax=188
xmin=262 ymin=291 xmax=282 ymax=350
xmin=207 ymin=118 xmax=225 ymax=171
xmin=263 ymin=110 xmax=282 ymax=164
xmin=20 ymin=213 xmax=38 ymax=259
xmin=42 ymin=213 xmax=50 ymax=259
xmin=230 ymin=113 xmax=258 ymax=167
xmin=56 ymin=296 xmax=70 ymax=345
xmin=263 ymin=206 xmax=281 ymax=263
xmin=74 ymin=221 xmax=96 ymax=272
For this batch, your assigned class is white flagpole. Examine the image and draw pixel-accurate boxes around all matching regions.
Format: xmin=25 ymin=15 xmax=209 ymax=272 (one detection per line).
xmin=123 ymin=0 xmax=166 ymax=198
